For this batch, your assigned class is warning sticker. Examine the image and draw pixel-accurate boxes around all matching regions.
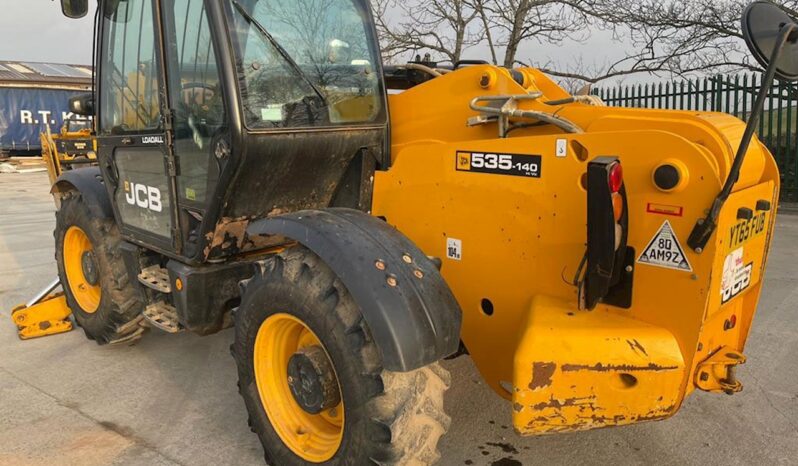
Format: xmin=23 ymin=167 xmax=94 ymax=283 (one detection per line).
xmin=446 ymin=238 xmax=462 ymax=261
xmin=721 ymin=248 xmax=753 ymax=304
xmin=637 ymin=220 xmax=693 ymax=272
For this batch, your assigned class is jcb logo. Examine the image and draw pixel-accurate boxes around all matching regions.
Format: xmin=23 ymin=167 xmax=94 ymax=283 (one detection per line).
xmin=124 ymin=181 xmax=163 ymax=213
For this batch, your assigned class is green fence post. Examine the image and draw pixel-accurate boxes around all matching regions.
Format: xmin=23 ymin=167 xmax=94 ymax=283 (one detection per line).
xmin=665 ymin=81 xmax=672 ymax=109
xmin=742 ymin=73 xmax=749 ymax=120
xmin=733 ymin=74 xmax=740 ymax=118
xmin=786 ymin=81 xmax=792 ymax=189
xmin=725 ymin=75 xmax=732 ymax=115
xmin=768 ymin=77 xmax=775 ymax=149
xmin=794 ymin=80 xmax=798 ymax=201
xmin=679 ymin=80 xmax=685 ymax=109
xmin=758 ymin=74 xmax=766 ymax=137
xmin=777 ymin=80 xmax=784 ymax=163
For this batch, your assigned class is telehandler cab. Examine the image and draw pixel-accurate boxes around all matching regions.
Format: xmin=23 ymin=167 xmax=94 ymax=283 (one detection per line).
xmin=21 ymin=0 xmax=789 ymax=463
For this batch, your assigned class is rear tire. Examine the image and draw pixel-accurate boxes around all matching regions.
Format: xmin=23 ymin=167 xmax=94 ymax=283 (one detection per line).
xmin=232 ymin=247 xmax=451 ymax=465
xmin=55 ymin=191 xmax=146 ymax=345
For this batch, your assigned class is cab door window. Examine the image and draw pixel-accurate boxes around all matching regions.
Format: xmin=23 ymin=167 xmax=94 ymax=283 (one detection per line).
xmin=167 ymin=0 xmax=226 ymax=205
xmin=99 ymin=0 xmax=161 ymax=135
xmin=226 ymin=0 xmax=384 ymax=129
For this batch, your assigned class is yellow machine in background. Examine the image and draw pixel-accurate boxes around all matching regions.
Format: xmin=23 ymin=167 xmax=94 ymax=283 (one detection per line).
xmin=11 ymin=278 xmax=72 ymax=340
xmin=40 ymin=119 xmax=97 ymax=185
xmin=11 ymin=120 xmax=96 ymax=340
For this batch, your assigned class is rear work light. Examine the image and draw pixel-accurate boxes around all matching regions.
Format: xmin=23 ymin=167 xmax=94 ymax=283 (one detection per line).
xmin=583 ymin=157 xmax=633 ymax=310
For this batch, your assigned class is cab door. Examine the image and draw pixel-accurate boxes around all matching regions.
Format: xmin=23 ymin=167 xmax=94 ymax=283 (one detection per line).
xmin=96 ymin=0 xmax=180 ymax=253
xmin=161 ymin=0 xmax=229 ymax=259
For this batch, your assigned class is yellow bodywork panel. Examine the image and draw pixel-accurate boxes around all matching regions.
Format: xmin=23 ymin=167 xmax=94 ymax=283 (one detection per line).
xmin=372 ymin=65 xmax=779 ymax=435
xmin=11 ymin=294 xmax=73 ymax=340
xmin=513 ymin=296 xmax=684 ymax=433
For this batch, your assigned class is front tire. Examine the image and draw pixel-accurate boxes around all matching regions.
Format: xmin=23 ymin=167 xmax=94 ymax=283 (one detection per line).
xmin=232 ymin=247 xmax=451 ymax=465
xmin=55 ymin=192 xmax=146 ymax=345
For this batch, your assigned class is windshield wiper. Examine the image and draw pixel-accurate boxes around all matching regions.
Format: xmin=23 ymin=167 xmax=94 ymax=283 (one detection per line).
xmin=230 ymin=0 xmax=327 ymax=106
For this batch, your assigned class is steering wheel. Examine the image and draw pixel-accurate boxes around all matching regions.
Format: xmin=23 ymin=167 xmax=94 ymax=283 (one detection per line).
xmin=181 ymin=82 xmax=217 ymax=109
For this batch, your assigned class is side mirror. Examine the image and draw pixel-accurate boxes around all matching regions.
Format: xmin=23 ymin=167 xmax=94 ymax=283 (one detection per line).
xmin=689 ymin=2 xmax=798 ymax=252
xmin=742 ymin=1 xmax=798 ymax=81
xmin=69 ymin=94 xmax=95 ymax=117
xmin=61 ymin=0 xmax=89 ymax=19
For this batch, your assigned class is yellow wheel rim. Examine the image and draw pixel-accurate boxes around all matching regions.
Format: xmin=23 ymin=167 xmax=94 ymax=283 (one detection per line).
xmin=63 ymin=226 xmax=101 ymax=313
xmin=254 ymin=313 xmax=344 ymax=463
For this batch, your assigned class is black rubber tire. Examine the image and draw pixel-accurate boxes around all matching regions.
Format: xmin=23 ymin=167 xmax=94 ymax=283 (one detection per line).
xmin=55 ymin=191 xmax=146 ymax=345
xmin=232 ymin=247 xmax=451 ymax=466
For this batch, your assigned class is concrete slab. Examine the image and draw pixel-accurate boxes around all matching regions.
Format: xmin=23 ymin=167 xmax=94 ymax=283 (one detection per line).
xmin=1 ymin=172 xmax=796 ymax=466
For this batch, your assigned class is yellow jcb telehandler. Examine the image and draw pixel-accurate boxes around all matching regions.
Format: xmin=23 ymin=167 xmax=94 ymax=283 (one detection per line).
xmin=13 ymin=0 xmax=790 ymax=463
xmin=40 ymin=118 xmax=97 ymax=185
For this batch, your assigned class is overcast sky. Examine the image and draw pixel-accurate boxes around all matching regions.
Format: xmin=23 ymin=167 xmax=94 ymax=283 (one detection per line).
xmin=0 ymin=0 xmax=637 ymax=85
xmin=0 ymin=1 xmax=96 ymax=64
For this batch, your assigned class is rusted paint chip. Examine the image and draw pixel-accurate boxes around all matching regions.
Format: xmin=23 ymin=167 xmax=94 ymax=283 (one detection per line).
xmin=626 ymin=339 xmax=649 ymax=357
xmin=531 ymin=395 xmax=597 ymax=411
xmin=561 ymin=362 xmax=678 ymax=373
xmin=529 ymin=362 xmax=557 ymax=390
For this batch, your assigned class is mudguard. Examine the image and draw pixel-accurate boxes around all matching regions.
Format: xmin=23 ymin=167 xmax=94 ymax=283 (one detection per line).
xmin=51 ymin=167 xmax=113 ymax=219
xmin=247 ymin=208 xmax=463 ymax=372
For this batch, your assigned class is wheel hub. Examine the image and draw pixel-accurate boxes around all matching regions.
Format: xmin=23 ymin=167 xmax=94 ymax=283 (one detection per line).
xmin=63 ymin=226 xmax=101 ymax=313
xmin=287 ymin=345 xmax=341 ymax=415
xmin=81 ymin=250 xmax=99 ymax=286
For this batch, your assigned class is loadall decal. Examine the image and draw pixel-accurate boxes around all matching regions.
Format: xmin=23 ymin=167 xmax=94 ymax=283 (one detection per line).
xmin=637 ymin=220 xmax=693 ymax=272
xmin=141 ymin=136 xmax=165 ymax=145
xmin=456 ymin=151 xmax=542 ymax=178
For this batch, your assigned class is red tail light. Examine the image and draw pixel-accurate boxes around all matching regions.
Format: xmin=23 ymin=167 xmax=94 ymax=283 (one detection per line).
xmin=585 ymin=157 xmax=631 ymax=310
xmin=608 ymin=162 xmax=623 ymax=193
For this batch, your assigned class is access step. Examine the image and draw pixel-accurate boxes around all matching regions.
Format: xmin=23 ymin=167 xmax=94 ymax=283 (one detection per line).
xmin=143 ymin=302 xmax=181 ymax=333
xmin=138 ymin=265 xmax=171 ymax=293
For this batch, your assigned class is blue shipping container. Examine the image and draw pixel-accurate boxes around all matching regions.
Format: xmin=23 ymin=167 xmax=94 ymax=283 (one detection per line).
xmin=0 ymin=87 xmax=90 ymax=154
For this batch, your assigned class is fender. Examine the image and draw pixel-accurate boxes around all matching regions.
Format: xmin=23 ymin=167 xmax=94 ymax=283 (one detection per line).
xmin=247 ymin=208 xmax=463 ymax=372
xmin=50 ymin=167 xmax=113 ymax=219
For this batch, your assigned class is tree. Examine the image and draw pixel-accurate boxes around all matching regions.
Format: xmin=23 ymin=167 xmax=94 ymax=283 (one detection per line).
xmin=372 ymin=0 xmax=798 ymax=86
xmin=486 ymin=0 xmax=588 ymax=67
xmin=371 ymin=0 xmax=482 ymax=64
xmin=539 ymin=0 xmax=754 ymax=84
xmin=372 ymin=0 xmax=587 ymax=67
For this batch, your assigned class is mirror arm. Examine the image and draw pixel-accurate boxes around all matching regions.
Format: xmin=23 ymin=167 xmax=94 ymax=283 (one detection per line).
xmin=687 ymin=22 xmax=796 ymax=253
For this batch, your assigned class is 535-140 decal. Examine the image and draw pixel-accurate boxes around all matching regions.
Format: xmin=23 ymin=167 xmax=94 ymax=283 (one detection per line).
xmin=457 ymin=151 xmax=542 ymax=178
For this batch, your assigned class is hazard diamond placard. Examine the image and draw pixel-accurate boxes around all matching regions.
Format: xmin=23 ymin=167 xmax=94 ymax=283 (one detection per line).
xmin=637 ymin=220 xmax=693 ymax=272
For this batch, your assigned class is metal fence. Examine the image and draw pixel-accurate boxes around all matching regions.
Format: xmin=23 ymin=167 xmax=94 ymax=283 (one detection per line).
xmin=594 ymin=74 xmax=798 ymax=202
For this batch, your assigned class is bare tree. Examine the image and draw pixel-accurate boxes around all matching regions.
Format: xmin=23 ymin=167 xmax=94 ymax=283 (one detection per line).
xmin=372 ymin=0 xmax=798 ymax=87
xmin=538 ymin=0 xmax=756 ymax=84
xmin=469 ymin=0 xmax=499 ymax=64
xmin=372 ymin=0 xmax=482 ymax=64
xmin=486 ymin=0 xmax=588 ymax=67
xmin=373 ymin=0 xmax=586 ymax=67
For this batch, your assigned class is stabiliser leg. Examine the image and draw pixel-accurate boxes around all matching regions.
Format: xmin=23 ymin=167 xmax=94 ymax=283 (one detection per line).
xmin=11 ymin=278 xmax=73 ymax=340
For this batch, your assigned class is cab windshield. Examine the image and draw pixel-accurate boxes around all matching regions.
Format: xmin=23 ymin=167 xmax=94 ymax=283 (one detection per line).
xmin=226 ymin=0 xmax=384 ymax=129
